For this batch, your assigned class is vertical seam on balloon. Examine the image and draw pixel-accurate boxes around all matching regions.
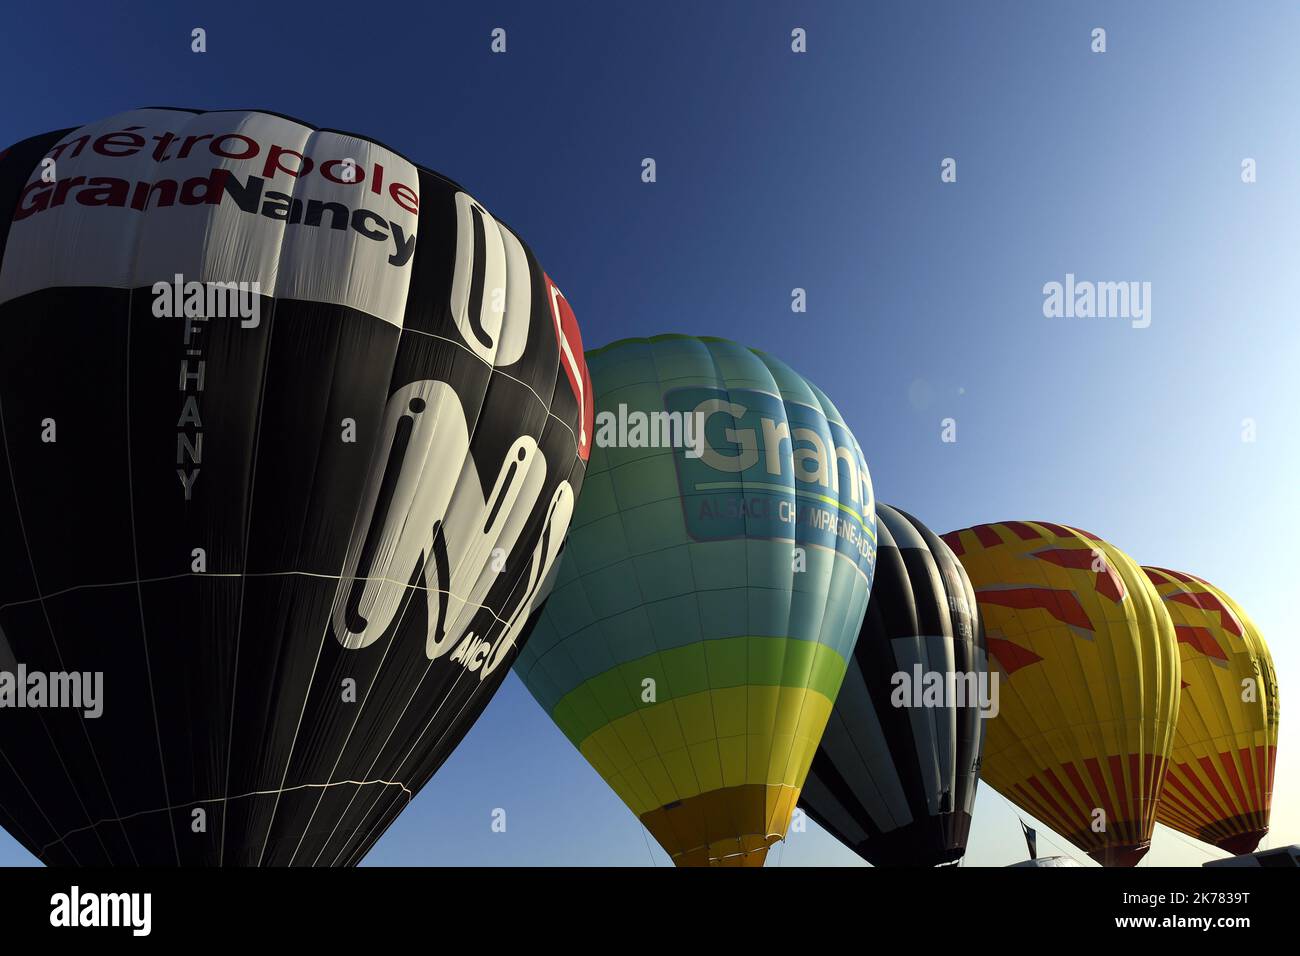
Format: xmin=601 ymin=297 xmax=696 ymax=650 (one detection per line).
xmin=765 ymin=348 xmax=837 ymax=852
xmin=925 ymin=528 xmax=961 ymax=820
xmin=1066 ymin=530 xmax=1120 ymax=849
xmin=250 ymin=156 xmax=367 ymax=864
xmin=212 ymin=111 xmax=309 ymax=866
xmin=693 ymin=337 xmax=748 ymax=859
xmin=918 ymin=523 xmax=960 ymax=824
xmin=891 ymin=522 xmax=932 ymax=827
xmin=1156 ymin=577 xmax=1205 ymax=835
xmin=954 ymin=536 xmax=984 ymax=822
xmin=1129 ymin=547 xmax=1156 ymax=840
xmin=753 ymin=345 xmax=793 ymax=851
xmin=874 ymin=517 xmax=916 ymax=829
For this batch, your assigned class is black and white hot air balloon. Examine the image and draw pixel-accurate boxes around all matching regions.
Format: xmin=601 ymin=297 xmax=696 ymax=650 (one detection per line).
xmin=0 ymin=108 xmax=593 ymax=865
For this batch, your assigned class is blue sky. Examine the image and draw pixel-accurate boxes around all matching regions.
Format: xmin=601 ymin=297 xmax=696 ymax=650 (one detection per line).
xmin=1 ymin=1 xmax=1295 ymax=866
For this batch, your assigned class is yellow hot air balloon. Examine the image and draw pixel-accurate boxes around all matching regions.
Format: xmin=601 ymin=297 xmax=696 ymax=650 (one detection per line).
xmin=940 ymin=521 xmax=1179 ymax=866
xmin=1142 ymin=568 xmax=1279 ymax=854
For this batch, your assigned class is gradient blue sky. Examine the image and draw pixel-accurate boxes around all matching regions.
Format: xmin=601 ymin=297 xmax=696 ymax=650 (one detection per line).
xmin=1 ymin=1 xmax=1295 ymax=866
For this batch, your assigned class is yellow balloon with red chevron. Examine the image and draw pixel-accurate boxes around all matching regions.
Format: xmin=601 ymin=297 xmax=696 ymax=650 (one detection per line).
xmin=940 ymin=521 xmax=1180 ymax=866
xmin=1142 ymin=567 xmax=1279 ymax=854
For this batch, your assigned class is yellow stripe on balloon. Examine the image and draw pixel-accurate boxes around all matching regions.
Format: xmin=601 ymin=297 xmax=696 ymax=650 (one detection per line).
xmin=578 ymin=685 xmax=834 ymax=816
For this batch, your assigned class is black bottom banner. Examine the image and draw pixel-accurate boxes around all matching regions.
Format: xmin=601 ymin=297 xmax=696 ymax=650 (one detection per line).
xmin=0 ymin=862 xmax=1285 ymax=942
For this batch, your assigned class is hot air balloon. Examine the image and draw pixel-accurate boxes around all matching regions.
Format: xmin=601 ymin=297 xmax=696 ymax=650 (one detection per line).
xmin=0 ymin=108 xmax=592 ymax=865
xmin=940 ymin=521 xmax=1179 ymax=866
xmin=1142 ymin=567 xmax=1279 ymax=854
xmin=513 ymin=335 xmax=877 ymax=866
xmin=799 ymin=503 xmax=986 ymax=866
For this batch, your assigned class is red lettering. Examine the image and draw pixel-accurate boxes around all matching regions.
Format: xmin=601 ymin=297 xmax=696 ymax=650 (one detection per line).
xmin=75 ymin=177 xmax=129 ymax=207
xmin=263 ymin=144 xmax=314 ymax=180
xmin=180 ymin=170 xmax=229 ymax=205
xmin=151 ymin=132 xmax=178 ymax=162
xmin=51 ymin=177 xmax=86 ymax=208
xmin=176 ymin=134 xmax=213 ymax=159
xmin=210 ymin=133 xmax=258 ymax=160
xmin=46 ymin=134 xmax=90 ymax=161
xmin=137 ymin=179 xmax=178 ymax=210
xmin=13 ymin=181 xmax=52 ymax=221
xmin=390 ymin=182 xmax=419 ymax=215
xmin=93 ymin=129 xmax=145 ymax=158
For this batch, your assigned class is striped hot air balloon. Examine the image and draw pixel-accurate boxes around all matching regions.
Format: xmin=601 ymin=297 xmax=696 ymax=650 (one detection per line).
xmin=941 ymin=521 xmax=1180 ymax=866
xmin=800 ymin=503 xmax=987 ymax=867
xmin=1142 ymin=567 xmax=1279 ymax=854
xmin=514 ymin=335 xmax=877 ymax=866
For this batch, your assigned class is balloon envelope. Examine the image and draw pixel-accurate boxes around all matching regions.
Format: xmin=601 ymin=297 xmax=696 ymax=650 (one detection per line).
xmin=941 ymin=521 xmax=1179 ymax=866
xmin=514 ymin=334 xmax=877 ymax=866
xmin=800 ymin=503 xmax=986 ymax=866
xmin=0 ymin=108 xmax=592 ymax=864
xmin=1143 ymin=567 xmax=1279 ymax=854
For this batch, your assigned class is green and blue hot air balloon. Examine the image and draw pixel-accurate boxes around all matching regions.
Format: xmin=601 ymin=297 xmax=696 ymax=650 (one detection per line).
xmin=514 ymin=335 xmax=876 ymax=866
